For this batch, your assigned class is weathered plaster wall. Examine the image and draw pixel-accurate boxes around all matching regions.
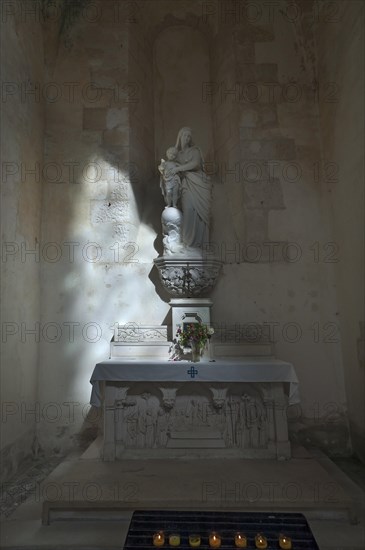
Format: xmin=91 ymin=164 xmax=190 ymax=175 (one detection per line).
xmin=207 ymin=1 xmax=349 ymax=454
xmin=0 ymin=1 xmax=45 ymax=479
xmin=316 ymin=0 xmax=365 ymax=460
xmin=154 ymin=26 xmax=214 ymax=162
xmin=128 ymin=14 xmax=158 ymax=258
xmin=37 ymin=0 xmax=169 ymax=453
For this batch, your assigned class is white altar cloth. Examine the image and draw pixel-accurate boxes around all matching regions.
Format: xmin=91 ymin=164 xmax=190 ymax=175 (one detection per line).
xmin=90 ymin=357 xmax=300 ymax=407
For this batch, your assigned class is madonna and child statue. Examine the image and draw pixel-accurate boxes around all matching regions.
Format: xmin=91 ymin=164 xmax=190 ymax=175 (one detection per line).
xmin=154 ymin=127 xmax=221 ymax=297
xmin=158 ymin=127 xmax=211 ymax=255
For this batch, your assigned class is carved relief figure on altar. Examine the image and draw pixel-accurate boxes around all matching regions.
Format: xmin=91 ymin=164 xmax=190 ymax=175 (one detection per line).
xmin=241 ymin=394 xmax=268 ymax=449
xmin=224 ymin=398 xmax=241 ymax=447
xmin=125 ymin=403 xmax=138 ymax=446
xmin=156 ymin=408 xmax=170 ymax=447
xmin=220 ymin=394 xmax=269 ymax=449
xmin=209 ymin=402 xmax=226 ymax=434
xmin=144 ymin=409 xmax=156 ymax=448
xmin=235 ymin=399 xmax=246 ymax=448
xmin=137 ymin=393 xmax=157 ymax=449
xmin=115 ymin=399 xmax=137 ymax=448
xmin=184 ymin=398 xmax=207 ymax=426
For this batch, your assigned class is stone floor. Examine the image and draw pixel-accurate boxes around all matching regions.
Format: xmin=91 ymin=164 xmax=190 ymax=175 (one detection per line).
xmin=0 ymin=456 xmax=63 ymax=519
xmin=0 ymin=445 xmax=364 ymax=550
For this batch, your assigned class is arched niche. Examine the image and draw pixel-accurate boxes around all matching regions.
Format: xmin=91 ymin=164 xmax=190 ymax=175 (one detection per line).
xmin=153 ymin=25 xmax=214 ymax=165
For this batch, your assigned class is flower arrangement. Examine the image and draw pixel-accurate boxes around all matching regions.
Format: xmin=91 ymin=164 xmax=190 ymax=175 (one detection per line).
xmin=176 ymin=322 xmax=214 ymax=350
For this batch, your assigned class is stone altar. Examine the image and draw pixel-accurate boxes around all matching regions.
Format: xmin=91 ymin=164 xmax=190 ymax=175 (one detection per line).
xmin=90 ymin=358 xmax=299 ymax=462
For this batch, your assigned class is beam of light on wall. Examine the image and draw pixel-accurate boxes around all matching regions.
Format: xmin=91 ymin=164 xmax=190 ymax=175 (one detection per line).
xmin=61 ymin=154 xmax=157 ymax=398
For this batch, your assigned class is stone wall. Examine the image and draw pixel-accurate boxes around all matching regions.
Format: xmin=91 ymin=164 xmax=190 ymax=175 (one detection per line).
xmin=37 ymin=0 xmax=169 ymax=453
xmin=0 ymin=0 xmax=45 ymax=479
xmin=316 ymin=0 xmax=365 ymax=460
xmin=207 ymin=1 xmax=350 ymax=455
xmin=128 ymin=13 xmax=157 ymax=255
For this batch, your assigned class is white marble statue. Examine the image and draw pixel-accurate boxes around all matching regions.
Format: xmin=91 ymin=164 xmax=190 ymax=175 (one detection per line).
xmin=174 ymin=127 xmax=211 ymax=249
xmin=159 ymin=127 xmax=211 ymax=251
xmin=154 ymin=128 xmax=221 ymax=296
xmin=158 ymin=146 xmax=181 ymax=208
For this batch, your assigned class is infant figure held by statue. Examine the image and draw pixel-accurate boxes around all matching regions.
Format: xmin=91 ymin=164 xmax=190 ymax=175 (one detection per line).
xmin=158 ymin=146 xmax=181 ymax=209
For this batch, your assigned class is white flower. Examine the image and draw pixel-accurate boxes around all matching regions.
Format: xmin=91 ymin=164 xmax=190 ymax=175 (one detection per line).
xmin=207 ymin=327 xmax=215 ymax=335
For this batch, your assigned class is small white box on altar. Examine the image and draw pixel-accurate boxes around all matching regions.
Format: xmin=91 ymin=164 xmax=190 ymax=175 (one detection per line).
xmin=114 ymin=324 xmax=168 ymax=343
xmin=111 ymin=324 xmax=170 ymax=359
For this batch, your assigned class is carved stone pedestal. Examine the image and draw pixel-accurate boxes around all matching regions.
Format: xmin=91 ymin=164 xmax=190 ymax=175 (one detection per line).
xmin=154 ymin=257 xmax=222 ymax=297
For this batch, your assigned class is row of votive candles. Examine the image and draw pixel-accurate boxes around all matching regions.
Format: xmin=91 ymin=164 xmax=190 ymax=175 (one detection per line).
xmin=153 ymin=532 xmax=292 ymax=549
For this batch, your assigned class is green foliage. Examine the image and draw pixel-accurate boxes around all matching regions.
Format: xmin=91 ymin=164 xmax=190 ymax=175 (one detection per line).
xmin=176 ymin=323 xmax=214 ymax=349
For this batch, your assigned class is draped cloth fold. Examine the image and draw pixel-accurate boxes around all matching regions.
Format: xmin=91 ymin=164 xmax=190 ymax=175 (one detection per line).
xmin=178 ymin=146 xmax=211 ymax=249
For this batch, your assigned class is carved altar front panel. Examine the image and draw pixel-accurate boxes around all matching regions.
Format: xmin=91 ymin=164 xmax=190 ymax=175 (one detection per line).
xmin=103 ymin=382 xmax=290 ymax=461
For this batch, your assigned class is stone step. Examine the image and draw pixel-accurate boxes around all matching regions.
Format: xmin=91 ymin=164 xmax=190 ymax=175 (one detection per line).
xmin=31 ymin=456 xmax=361 ymax=527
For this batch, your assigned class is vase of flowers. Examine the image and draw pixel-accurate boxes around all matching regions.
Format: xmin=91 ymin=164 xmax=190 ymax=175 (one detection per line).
xmin=176 ymin=323 xmax=214 ymax=362
xmin=190 ymin=340 xmax=201 ymax=362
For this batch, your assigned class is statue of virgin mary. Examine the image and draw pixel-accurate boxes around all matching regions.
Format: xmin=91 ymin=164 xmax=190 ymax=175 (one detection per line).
xmin=166 ymin=127 xmax=212 ymax=250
